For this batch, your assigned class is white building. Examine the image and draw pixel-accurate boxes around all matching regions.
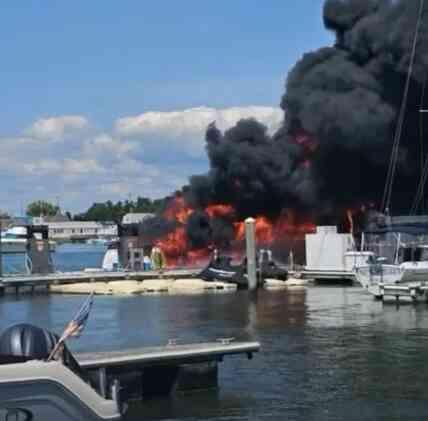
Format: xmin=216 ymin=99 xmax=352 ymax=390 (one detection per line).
xmin=122 ymin=213 xmax=155 ymax=225
xmin=46 ymin=221 xmax=117 ymax=240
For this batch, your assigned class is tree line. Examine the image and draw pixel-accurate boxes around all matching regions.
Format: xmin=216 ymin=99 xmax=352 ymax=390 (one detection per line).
xmin=23 ymin=197 xmax=168 ymax=222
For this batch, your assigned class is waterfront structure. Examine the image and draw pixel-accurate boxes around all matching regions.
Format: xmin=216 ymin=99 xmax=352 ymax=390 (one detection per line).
xmin=121 ymin=213 xmax=155 ymax=225
xmin=42 ymin=221 xmax=117 ymax=241
xmin=303 ymin=226 xmax=370 ymax=282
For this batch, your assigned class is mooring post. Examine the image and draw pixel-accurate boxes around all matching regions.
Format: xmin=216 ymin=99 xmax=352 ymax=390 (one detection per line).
xmin=245 ymin=218 xmax=257 ymax=291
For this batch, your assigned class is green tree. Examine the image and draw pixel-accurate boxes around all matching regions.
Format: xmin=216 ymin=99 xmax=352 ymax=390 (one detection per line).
xmin=26 ymin=201 xmax=59 ymax=217
xmin=74 ymin=196 xmax=169 ymax=221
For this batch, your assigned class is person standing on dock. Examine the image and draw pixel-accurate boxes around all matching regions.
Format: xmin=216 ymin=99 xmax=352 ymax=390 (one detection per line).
xmin=143 ymin=255 xmax=152 ymax=271
xmin=151 ymin=246 xmax=166 ymax=273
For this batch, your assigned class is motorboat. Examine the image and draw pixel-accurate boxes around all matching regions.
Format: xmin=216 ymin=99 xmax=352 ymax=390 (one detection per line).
xmin=0 ymin=323 xmax=261 ymax=419
xmin=0 ymin=323 xmax=122 ymax=421
xmin=199 ymin=252 xmax=288 ymax=288
xmin=86 ymin=238 xmax=110 ymax=246
xmin=101 ymin=241 xmax=120 ymax=271
xmin=354 ymin=243 xmax=428 ymax=297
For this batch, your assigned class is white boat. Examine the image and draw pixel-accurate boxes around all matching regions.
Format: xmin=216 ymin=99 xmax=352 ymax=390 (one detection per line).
xmin=1 ymin=226 xmax=56 ymax=254
xmin=86 ymin=238 xmax=109 ymax=246
xmin=101 ymin=245 xmax=120 ymax=271
xmin=355 ymin=244 xmax=428 ymax=298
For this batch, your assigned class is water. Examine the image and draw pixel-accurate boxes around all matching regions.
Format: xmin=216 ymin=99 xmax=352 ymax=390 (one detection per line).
xmin=2 ymin=246 xmax=428 ymax=419
xmin=2 ymin=243 xmax=107 ymax=274
xmin=2 ymin=285 xmax=428 ymax=420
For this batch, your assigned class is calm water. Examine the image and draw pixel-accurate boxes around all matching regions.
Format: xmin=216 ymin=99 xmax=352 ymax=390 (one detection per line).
xmin=2 ymin=246 xmax=428 ymax=420
xmin=2 ymin=243 xmax=107 ymax=273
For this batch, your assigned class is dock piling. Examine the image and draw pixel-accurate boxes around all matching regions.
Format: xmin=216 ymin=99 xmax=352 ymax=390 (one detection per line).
xmin=245 ymin=218 xmax=257 ymax=291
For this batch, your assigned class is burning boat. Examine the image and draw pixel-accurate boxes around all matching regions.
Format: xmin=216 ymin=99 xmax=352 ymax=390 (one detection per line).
xmin=199 ymin=249 xmax=288 ymax=289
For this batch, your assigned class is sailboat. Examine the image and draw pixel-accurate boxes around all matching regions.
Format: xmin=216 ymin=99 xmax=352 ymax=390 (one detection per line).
xmin=354 ymin=0 xmax=428 ymax=300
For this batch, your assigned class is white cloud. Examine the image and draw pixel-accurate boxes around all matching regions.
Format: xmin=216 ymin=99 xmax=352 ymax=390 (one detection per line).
xmin=0 ymin=106 xmax=282 ymax=213
xmin=63 ymin=159 xmax=105 ymax=176
xmin=22 ymin=159 xmax=62 ymax=175
xmin=83 ymin=134 xmax=134 ymax=158
xmin=114 ymin=106 xmax=283 ymax=156
xmin=26 ymin=115 xmax=89 ymax=140
xmin=115 ymin=106 xmax=282 ymax=136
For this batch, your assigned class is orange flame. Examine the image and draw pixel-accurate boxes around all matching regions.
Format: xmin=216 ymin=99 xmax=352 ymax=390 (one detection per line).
xmin=164 ymin=196 xmax=193 ymax=224
xmin=205 ymin=204 xmax=235 ymax=218
xmin=154 ymin=196 xmax=317 ymax=268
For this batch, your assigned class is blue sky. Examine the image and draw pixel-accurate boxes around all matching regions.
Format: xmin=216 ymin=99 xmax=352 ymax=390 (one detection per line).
xmin=0 ymin=1 xmax=333 ymax=214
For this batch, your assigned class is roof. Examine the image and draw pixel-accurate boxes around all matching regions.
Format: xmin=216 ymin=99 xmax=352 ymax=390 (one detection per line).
xmin=122 ymin=213 xmax=155 ymax=224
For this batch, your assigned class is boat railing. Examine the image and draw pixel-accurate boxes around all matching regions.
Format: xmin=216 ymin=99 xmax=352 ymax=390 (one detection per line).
xmin=355 ymin=264 xmax=403 ymax=287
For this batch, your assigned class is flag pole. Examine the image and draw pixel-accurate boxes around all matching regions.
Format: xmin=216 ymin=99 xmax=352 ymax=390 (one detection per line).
xmin=47 ymin=292 xmax=94 ymax=361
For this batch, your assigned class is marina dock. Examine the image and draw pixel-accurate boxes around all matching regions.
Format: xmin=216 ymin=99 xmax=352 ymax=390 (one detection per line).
xmin=0 ymin=269 xmax=202 ymax=295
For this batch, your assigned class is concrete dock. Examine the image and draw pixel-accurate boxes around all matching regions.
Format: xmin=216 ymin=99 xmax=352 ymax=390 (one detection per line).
xmin=0 ymin=269 xmax=202 ymax=295
xmin=77 ymin=340 xmax=260 ymax=400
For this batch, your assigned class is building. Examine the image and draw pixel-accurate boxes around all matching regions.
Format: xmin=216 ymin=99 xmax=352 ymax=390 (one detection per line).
xmin=122 ymin=213 xmax=155 ymax=225
xmin=44 ymin=221 xmax=117 ymax=241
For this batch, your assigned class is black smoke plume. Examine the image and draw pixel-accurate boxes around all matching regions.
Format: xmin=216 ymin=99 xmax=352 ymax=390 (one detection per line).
xmin=186 ymin=0 xmax=428 ymax=221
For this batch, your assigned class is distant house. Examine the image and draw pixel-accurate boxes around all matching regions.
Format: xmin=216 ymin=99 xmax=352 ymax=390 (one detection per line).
xmin=122 ymin=213 xmax=155 ymax=225
xmin=46 ymin=221 xmax=117 ymax=240
xmin=32 ymin=212 xmax=70 ymax=225
xmin=0 ymin=216 xmax=31 ymax=229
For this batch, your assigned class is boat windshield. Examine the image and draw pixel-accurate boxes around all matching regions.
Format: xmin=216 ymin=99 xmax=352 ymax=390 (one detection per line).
xmin=401 ymin=247 xmax=428 ymax=262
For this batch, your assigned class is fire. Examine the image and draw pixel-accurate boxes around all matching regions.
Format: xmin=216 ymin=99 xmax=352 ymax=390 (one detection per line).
xmin=152 ymin=195 xmax=316 ymax=268
xmin=234 ymin=217 xmax=274 ymax=243
xmin=155 ymin=227 xmax=187 ymax=259
xmin=293 ymin=130 xmax=319 ymax=153
xmin=163 ymin=196 xmax=193 ymax=224
xmin=255 ymin=217 xmax=274 ymax=243
xmin=205 ymin=204 xmax=235 ymax=219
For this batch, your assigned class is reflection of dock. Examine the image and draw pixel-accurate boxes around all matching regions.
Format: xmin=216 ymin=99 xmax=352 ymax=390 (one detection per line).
xmin=0 ymin=269 xmax=201 ymax=295
xmin=77 ymin=341 xmax=260 ymax=399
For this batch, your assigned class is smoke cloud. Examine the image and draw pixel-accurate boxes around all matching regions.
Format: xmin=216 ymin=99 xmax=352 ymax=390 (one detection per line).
xmin=186 ymin=0 xmax=428 ymax=221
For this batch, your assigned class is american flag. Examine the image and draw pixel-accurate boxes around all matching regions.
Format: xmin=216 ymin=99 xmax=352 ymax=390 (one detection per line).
xmin=48 ymin=292 xmax=94 ymax=361
xmin=59 ymin=292 xmax=94 ymax=341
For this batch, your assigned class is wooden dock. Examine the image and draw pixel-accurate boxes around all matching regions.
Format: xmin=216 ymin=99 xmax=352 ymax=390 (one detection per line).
xmin=76 ymin=340 xmax=260 ymax=400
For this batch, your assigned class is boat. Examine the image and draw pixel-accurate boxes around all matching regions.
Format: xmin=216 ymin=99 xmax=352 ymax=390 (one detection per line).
xmin=86 ymin=238 xmax=110 ymax=246
xmin=354 ymin=217 xmax=428 ymax=298
xmin=0 ymin=323 xmax=260 ymax=419
xmin=1 ymin=225 xmax=56 ymax=254
xmin=101 ymin=241 xmax=120 ymax=271
xmin=199 ymin=251 xmax=288 ymax=288
xmin=353 ymin=0 xmax=428 ymax=299
xmin=0 ymin=323 xmax=121 ymax=421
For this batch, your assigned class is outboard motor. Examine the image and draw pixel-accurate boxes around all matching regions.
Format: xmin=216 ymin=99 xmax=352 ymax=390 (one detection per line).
xmin=0 ymin=323 xmax=57 ymax=360
xmin=0 ymin=324 xmax=84 ymax=377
